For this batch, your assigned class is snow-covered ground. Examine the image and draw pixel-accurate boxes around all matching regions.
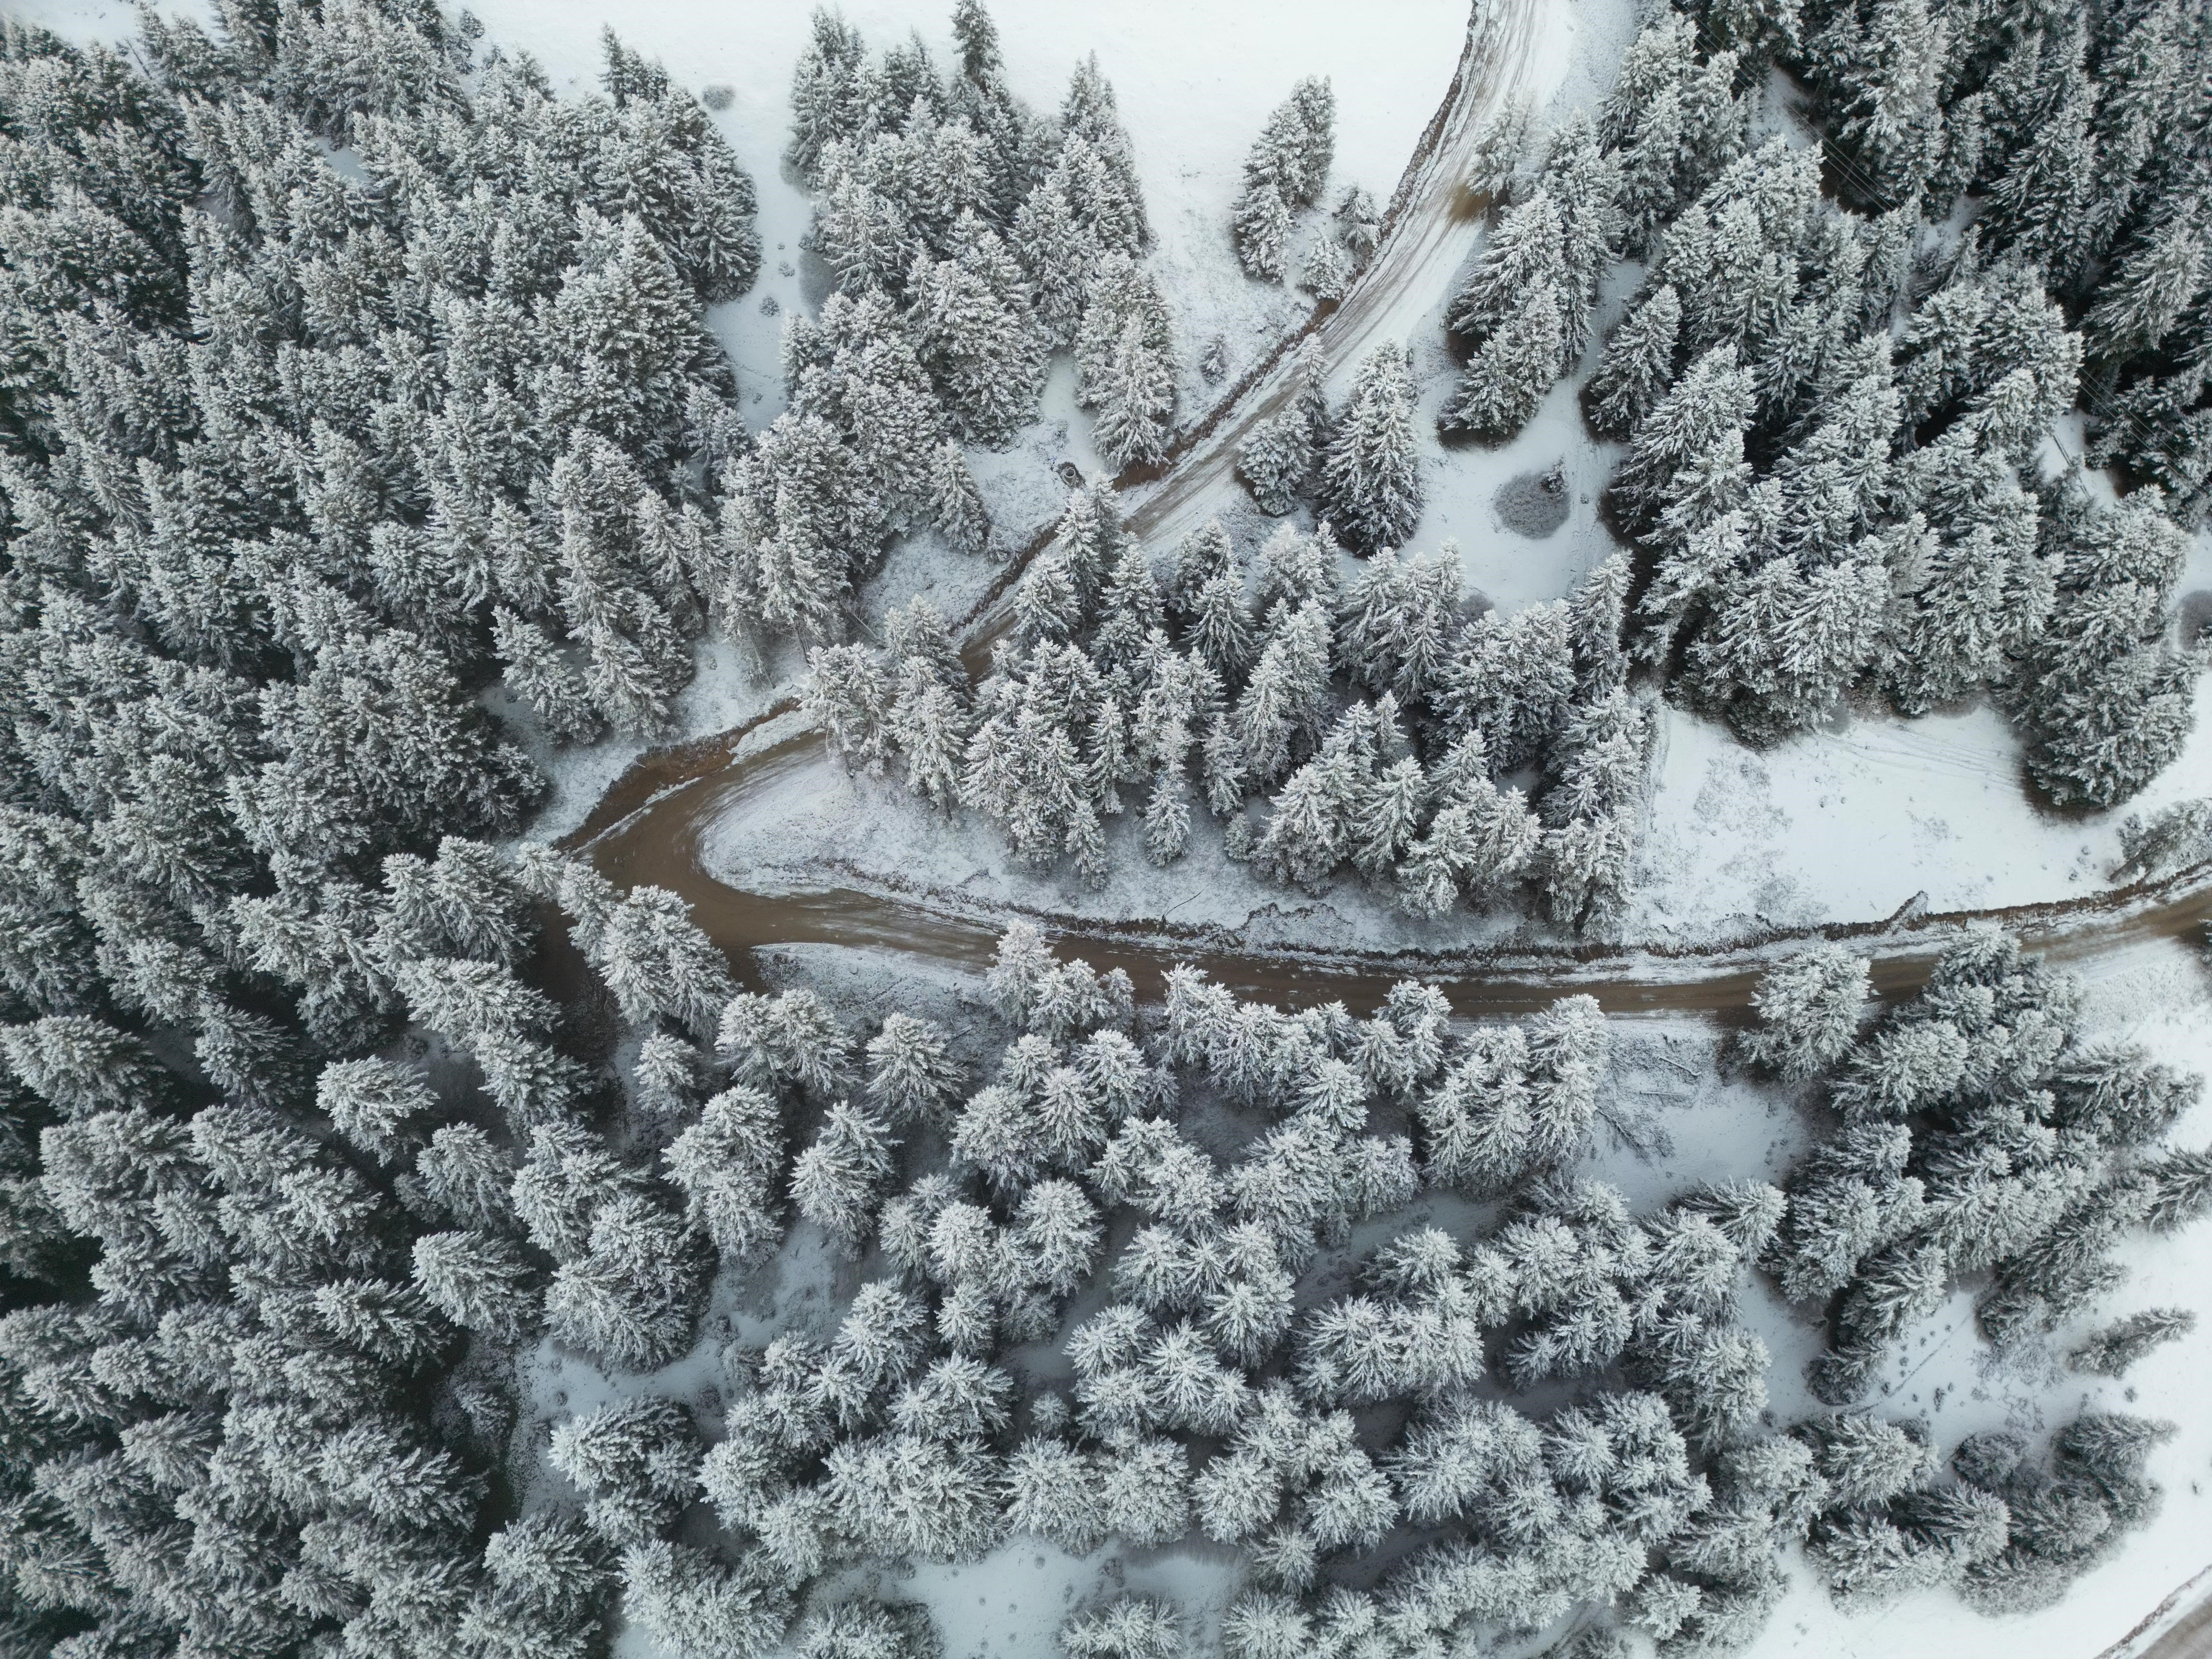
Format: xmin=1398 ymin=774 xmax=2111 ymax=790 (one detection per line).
xmin=1626 ymin=530 xmax=2212 ymax=943
xmin=1408 ymin=267 xmax=1638 ymax=616
xmin=687 ymin=670 xmax=2212 ymax=972
xmin=693 ymin=706 xmax=1541 ymax=957
xmin=1592 ymin=958 xmax=2212 ymax=1659
xmin=1736 ymin=963 xmax=2212 ymax=1659
xmin=1631 ymin=680 xmax=2212 ymax=940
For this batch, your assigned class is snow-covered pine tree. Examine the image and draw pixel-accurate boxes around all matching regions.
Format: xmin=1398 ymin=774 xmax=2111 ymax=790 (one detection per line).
xmin=1075 ymin=253 xmax=1171 ymax=400
xmin=1090 ymin=315 xmax=1177 ymax=470
xmin=1765 ymin=1119 xmax=1924 ymax=1304
xmin=1233 ymin=600 xmax=1335 ymax=787
xmin=906 ymin=228 xmax=1046 ymax=446
xmin=1533 ymin=111 xmax=1620 ymax=368
xmin=665 ymin=1087 xmax=788 ymax=1262
xmin=1180 ymin=558 xmax=1255 ymax=683
xmin=1140 ymin=772 xmax=1193 ymax=865
xmin=1090 ymin=541 xmax=1165 ymax=677
xmin=413 ymin=1227 xmax=541 ymax=1341
xmin=1613 ymin=342 xmax=1756 ymax=535
xmin=1319 ymin=344 xmax=1423 ymax=552
xmin=930 ymin=439 xmax=991 ymax=556
xmin=1233 ymin=178 xmax=1295 ymax=284
xmin=1348 ymin=755 xmax=1426 ymax=878
xmin=1285 ymin=78 xmax=1336 ymax=207
xmin=1250 ymin=718 xmax=1371 ymax=889
xmin=865 ymin=1012 xmax=965 ymax=1126
xmin=807 ymin=643 xmax=896 ymax=772
xmin=1878 ymin=514 xmax=2040 ymax=717
xmin=1237 ymin=337 xmax=1332 ymax=515
xmin=2082 ymin=216 xmax=2203 ymax=373
xmin=1013 ymin=167 xmax=1097 ymax=346
xmin=1439 ymin=283 xmax=1566 ymax=443
xmin=494 ymin=608 xmax=605 ymax=745
xmin=795 ymin=1599 xmax=940 ymax=1659
xmin=1298 ymin=235 xmax=1354 ymax=304
xmin=1255 ymin=519 xmax=1344 ymax=628
xmin=1447 ymin=191 xmax=1567 ymax=350
xmin=318 ymin=1056 xmax=436 ymax=1164
xmin=1336 ymin=547 xmax=1462 ymax=703
xmin=791 ymin=1099 xmax=899 ymax=1255
xmin=1061 ymin=53 xmax=1151 ymax=252
xmin=632 ymin=1031 xmax=706 ymax=1127
xmin=2015 ymin=483 xmax=2195 ymax=808
xmin=1586 ymin=284 xmax=1682 ymax=441
xmin=1396 ymin=739 xmax=1541 ymax=918
xmin=1231 ymin=78 xmax=1335 ymax=281
xmin=1063 ymin=1597 xmax=1182 ymax=1659
xmin=1814 ymin=0 xmax=1948 ymax=204
xmin=2069 ymin=1308 xmax=2195 ymax=1377
xmin=1683 ymin=551 xmax=1890 ymax=744
xmin=623 ymin=1541 xmax=793 ymax=1659
xmin=788 ymin=9 xmax=869 ymax=183
xmin=1610 ymin=81 xmax=1691 ymax=261
xmin=1334 ymin=184 xmax=1381 ymax=260
xmin=1738 ymin=944 xmax=1872 ymax=1081
xmin=1435 ymin=598 xmax=1578 ymax=773
xmin=1014 ymin=550 xmax=1089 ymax=647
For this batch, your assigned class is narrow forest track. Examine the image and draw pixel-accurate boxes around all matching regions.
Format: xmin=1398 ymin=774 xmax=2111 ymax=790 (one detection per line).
xmin=1109 ymin=0 xmax=1539 ymax=553
xmin=2104 ymin=1567 xmax=2212 ymax=1659
xmin=948 ymin=0 xmax=1544 ymax=667
xmin=571 ymin=705 xmax=2212 ymax=1019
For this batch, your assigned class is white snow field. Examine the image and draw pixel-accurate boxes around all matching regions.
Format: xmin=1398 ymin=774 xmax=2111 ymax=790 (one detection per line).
xmin=1632 ymin=680 xmax=2212 ymax=940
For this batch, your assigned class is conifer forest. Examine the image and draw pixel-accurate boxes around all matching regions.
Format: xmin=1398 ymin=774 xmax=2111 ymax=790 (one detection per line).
xmin=6 ymin=1 xmax=2212 ymax=1658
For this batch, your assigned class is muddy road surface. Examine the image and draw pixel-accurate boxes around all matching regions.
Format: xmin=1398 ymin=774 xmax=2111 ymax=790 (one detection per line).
xmin=570 ymin=709 xmax=2212 ymax=1019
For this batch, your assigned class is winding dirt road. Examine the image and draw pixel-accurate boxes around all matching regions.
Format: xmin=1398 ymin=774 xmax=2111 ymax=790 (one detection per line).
xmin=573 ymin=708 xmax=2212 ymax=1017
xmin=561 ymin=0 xmax=2212 ymax=1024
